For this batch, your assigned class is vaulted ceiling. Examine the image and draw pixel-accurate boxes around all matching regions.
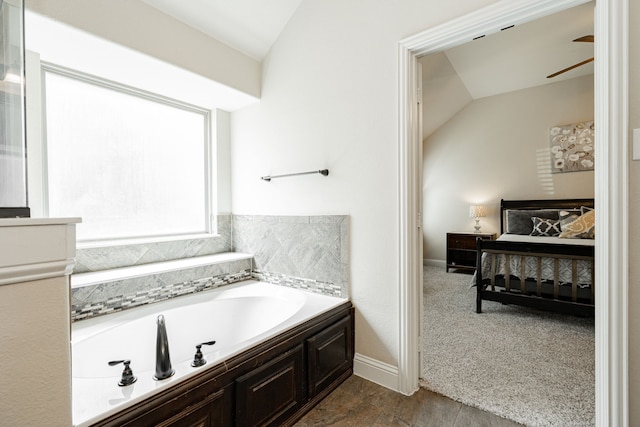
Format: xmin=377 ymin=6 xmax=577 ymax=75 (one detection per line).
xmin=421 ymin=2 xmax=594 ymax=138
xmin=441 ymin=2 xmax=594 ymax=100
xmin=139 ymin=0 xmax=303 ymax=61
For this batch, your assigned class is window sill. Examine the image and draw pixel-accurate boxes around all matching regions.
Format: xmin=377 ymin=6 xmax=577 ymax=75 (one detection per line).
xmin=76 ymin=232 xmax=220 ymax=249
xmin=71 ymin=252 xmax=252 ymax=289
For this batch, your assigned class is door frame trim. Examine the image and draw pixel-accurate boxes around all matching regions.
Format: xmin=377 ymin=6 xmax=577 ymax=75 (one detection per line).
xmin=397 ymin=1 xmax=629 ymax=425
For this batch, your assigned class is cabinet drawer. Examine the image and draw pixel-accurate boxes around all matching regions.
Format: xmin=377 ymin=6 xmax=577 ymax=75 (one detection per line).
xmin=447 ymin=234 xmax=476 ymax=250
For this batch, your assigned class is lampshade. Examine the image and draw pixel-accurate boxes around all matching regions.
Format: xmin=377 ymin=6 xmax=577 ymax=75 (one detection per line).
xmin=469 ymin=205 xmax=487 ymax=219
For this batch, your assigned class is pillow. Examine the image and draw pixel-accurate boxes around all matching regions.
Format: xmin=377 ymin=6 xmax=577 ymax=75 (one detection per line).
xmin=505 ymin=209 xmax=561 ymax=235
xmin=530 ymin=217 xmax=561 ymax=236
xmin=580 ymin=205 xmax=594 ymax=215
xmin=559 ymin=210 xmax=580 ymax=229
xmin=559 ymin=209 xmax=595 ymax=239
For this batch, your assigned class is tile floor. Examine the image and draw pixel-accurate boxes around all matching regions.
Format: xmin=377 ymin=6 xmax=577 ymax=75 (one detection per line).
xmin=294 ymin=375 xmax=523 ymax=427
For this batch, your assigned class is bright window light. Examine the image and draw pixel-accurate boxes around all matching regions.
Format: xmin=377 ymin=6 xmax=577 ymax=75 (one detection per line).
xmin=43 ymin=67 xmax=212 ymax=243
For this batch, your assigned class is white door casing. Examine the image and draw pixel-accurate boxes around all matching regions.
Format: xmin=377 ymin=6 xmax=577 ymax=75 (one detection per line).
xmin=397 ymin=1 xmax=628 ymax=426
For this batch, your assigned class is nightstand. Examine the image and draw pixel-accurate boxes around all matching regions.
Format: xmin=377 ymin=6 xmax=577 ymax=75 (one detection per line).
xmin=446 ymin=232 xmax=495 ymax=272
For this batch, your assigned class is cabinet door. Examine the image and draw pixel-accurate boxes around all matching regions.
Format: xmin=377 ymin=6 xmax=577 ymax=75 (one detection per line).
xmin=307 ymin=316 xmax=354 ymax=397
xmin=117 ymin=386 xmax=231 ymax=427
xmin=156 ymin=388 xmax=227 ymax=427
xmin=235 ymin=344 xmax=305 ymax=427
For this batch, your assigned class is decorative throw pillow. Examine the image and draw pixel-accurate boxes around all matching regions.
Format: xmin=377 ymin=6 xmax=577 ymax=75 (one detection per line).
xmin=580 ymin=205 xmax=594 ymax=215
xmin=559 ymin=210 xmax=580 ymax=229
xmin=505 ymin=209 xmax=561 ymax=235
xmin=559 ymin=209 xmax=595 ymax=239
xmin=530 ymin=217 xmax=561 ymax=236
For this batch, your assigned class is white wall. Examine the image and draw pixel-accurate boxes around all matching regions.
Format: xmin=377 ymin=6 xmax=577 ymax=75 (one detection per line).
xmin=0 ymin=219 xmax=77 ymax=427
xmin=25 ymin=0 xmax=261 ymax=98
xmin=422 ymin=75 xmax=594 ymax=262
xmin=0 ymin=277 xmax=72 ymax=426
xmin=420 ymin=52 xmax=473 ymax=139
xmin=215 ymin=110 xmax=232 ymax=214
xmin=229 ymin=0 xmax=497 ymax=374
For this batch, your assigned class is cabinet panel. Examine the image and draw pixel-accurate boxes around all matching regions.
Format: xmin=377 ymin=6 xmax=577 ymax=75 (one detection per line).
xmin=307 ymin=316 xmax=353 ymax=397
xmin=119 ymin=385 xmax=231 ymax=427
xmin=157 ymin=388 xmax=227 ymax=427
xmin=235 ymin=344 xmax=305 ymax=427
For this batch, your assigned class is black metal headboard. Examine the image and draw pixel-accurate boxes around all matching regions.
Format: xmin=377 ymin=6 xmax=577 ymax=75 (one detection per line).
xmin=500 ymin=198 xmax=595 ymax=234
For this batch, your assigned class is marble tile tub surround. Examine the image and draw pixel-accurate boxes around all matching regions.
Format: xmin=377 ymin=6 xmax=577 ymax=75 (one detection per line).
xmin=71 ymin=214 xmax=348 ymax=321
xmin=74 ymin=214 xmax=232 ymax=273
xmin=233 ymin=215 xmax=349 ymax=297
xmin=71 ymin=256 xmax=251 ymax=321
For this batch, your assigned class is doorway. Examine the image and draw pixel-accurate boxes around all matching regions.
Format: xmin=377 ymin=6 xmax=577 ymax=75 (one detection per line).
xmin=397 ymin=0 xmax=628 ymax=425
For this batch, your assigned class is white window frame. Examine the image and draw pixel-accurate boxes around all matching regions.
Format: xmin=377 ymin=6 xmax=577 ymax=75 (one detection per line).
xmin=34 ymin=62 xmax=217 ymax=247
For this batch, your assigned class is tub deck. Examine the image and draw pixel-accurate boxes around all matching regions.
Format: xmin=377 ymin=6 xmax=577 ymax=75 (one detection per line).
xmin=72 ymin=280 xmax=348 ymax=427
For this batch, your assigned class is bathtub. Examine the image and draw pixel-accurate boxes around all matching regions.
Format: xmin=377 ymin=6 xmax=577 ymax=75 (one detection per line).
xmin=71 ymin=280 xmax=347 ymax=427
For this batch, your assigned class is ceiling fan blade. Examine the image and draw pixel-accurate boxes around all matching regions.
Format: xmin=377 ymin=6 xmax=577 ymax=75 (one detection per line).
xmin=546 ymin=57 xmax=594 ymax=79
xmin=574 ymin=35 xmax=594 ymax=43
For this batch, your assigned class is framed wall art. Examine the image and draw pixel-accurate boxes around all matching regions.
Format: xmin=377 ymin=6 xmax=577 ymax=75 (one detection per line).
xmin=549 ymin=120 xmax=594 ymax=173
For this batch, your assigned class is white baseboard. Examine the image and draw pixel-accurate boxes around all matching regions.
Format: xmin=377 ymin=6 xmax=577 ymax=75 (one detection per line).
xmin=353 ymin=353 xmax=399 ymax=392
xmin=423 ymin=259 xmax=445 ymax=268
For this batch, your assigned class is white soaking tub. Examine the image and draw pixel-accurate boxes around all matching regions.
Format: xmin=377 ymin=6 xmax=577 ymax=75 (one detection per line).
xmin=71 ymin=280 xmax=346 ymax=426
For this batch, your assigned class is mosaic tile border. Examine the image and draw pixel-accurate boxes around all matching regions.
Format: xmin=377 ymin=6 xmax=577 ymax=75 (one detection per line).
xmin=72 ymin=269 xmax=251 ymax=321
xmin=252 ymin=270 xmax=344 ymax=298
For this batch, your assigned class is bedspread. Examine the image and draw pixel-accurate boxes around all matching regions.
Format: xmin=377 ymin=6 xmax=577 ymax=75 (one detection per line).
xmin=479 ymin=252 xmax=592 ymax=287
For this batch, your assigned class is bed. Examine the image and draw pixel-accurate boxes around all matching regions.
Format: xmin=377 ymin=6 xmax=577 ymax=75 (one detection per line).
xmin=475 ymin=198 xmax=595 ymax=316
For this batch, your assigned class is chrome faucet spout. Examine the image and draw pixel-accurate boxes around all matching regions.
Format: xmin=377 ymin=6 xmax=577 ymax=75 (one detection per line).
xmin=154 ymin=314 xmax=175 ymax=380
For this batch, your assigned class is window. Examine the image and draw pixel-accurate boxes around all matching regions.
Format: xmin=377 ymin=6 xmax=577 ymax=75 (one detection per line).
xmin=42 ymin=65 xmax=213 ymax=243
xmin=0 ymin=0 xmax=28 ymax=212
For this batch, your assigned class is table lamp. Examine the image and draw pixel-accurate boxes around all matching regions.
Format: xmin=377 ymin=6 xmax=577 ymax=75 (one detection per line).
xmin=469 ymin=205 xmax=487 ymax=233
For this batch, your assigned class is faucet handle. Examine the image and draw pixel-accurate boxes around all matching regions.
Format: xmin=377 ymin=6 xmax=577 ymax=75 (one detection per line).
xmin=191 ymin=341 xmax=216 ymax=367
xmin=108 ymin=359 xmax=137 ymax=386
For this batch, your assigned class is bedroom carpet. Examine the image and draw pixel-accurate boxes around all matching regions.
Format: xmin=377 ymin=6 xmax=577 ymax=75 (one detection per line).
xmin=421 ymin=266 xmax=595 ymax=427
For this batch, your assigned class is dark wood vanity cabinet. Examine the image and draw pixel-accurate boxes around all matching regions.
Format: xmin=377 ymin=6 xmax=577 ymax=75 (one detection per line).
xmin=92 ymin=302 xmax=354 ymax=427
